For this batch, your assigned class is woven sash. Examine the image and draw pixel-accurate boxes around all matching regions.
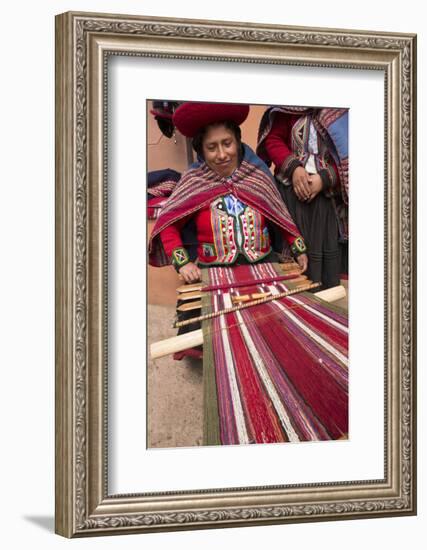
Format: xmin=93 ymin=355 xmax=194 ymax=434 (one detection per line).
xmin=202 ymin=263 xmax=348 ymax=446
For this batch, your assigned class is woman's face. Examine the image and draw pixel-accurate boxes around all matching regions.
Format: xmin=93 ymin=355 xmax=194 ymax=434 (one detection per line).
xmin=201 ymin=124 xmax=239 ymax=178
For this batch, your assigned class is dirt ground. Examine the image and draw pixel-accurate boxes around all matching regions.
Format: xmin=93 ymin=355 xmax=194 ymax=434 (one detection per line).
xmin=147 ymin=303 xmax=203 ymax=448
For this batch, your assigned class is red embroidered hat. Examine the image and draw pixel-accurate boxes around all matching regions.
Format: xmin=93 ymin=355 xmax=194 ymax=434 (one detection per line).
xmin=172 ymin=102 xmax=250 ymax=138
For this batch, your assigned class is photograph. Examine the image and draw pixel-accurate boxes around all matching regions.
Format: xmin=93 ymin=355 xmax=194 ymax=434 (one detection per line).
xmin=147 ymin=100 xmax=349 ymax=448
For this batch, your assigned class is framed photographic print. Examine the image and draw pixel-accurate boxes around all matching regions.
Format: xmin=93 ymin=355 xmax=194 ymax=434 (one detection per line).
xmin=55 ymin=11 xmax=417 ymax=537
xmin=146 ymin=99 xmax=350 ymax=450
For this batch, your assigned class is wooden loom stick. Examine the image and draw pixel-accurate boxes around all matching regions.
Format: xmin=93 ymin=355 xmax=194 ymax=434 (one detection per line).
xmin=177 ymin=274 xmax=308 ymax=296
xmin=177 ymin=300 xmax=203 ymax=312
xmin=173 ymin=282 xmax=321 ymax=328
xmin=176 ymin=290 xmax=205 ymax=302
xmin=315 ymin=285 xmax=346 ymax=302
xmin=232 ymin=292 xmax=271 ymax=303
xmin=178 ymin=292 xmax=272 ymax=311
xmin=176 ymin=270 xmax=304 ymax=294
xmin=150 ymin=284 xmax=346 ymax=359
xmin=176 ymin=282 xmax=205 ymax=294
xmin=151 ymin=329 xmax=204 ymax=360
xmin=177 ymin=275 xmax=310 ymax=303
xmin=281 ymin=262 xmax=300 ymax=272
xmin=176 ymin=261 xmax=300 ymax=286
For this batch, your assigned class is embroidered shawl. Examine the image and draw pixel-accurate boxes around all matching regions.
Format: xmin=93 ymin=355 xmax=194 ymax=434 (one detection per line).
xmin=149 ymin=144 xmax=300 ymax=267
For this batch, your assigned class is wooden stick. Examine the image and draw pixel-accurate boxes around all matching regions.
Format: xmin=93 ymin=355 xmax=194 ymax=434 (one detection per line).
xmin=174 ymin=282 xmax=321 ymax=328
xmin=176 ymin=271 xmax=304 ymax=294
xmin=280 ymin=262 xmax=300 ymax=272
xmin=314 ymin=285 xmax=346 ymax=302
xmin=177 ymin=290 xmax=204 ymax=301
xmin=176 ymin=279 xmax=333 ymax=311
xmin=150 ymin=284 xmax=346 ymax=359
xmin=177 ymin=261 xmax=300 ymax=283
xmin=177 ymin=281 xmax=344 ymax=306
xmin=150 ymin=329 xmax=203 ymax=360
xmin=177 ymin=300 xmax=202 ymax=312
xmin=232 ymin=292 xmax=271 ymax=303
xmin=178 ymin=282 xmax=305 ymax=304
xmin=176 ymin=282 xmax=204 ymax=294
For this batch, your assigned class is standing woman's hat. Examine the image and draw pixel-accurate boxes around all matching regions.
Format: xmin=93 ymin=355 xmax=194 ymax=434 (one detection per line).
xmin=149 ymin=100 xmax=180 ymax=138
xmin=172 ymin=102 xmax=250 ymax=138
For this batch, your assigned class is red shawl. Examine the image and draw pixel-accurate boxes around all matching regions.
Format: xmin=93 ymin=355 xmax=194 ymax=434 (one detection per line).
xmin=257 ymin=106 xmax=349 ymax=206
xmin=148 ymin=145 xmax=300 ymax=267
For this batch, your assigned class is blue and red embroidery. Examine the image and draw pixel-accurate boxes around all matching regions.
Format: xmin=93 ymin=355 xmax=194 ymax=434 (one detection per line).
xmin=201 ymin=195 xmax=272 ymax=265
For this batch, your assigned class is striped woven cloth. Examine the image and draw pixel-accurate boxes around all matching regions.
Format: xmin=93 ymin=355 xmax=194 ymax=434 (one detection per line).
xmin=202 ymin=263 xmax=348 ymax=446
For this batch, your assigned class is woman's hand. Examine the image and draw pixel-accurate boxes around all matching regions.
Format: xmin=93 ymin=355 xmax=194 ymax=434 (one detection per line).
xmin=292 ymin=166 xmax=311 ymax=202
xmin=307 ymin=174 xmax=323 ymax=202
xmin=296 ymin=253 xmax=308 ymax=274
xmin=179 ymin=262 xmax=202 ymax=284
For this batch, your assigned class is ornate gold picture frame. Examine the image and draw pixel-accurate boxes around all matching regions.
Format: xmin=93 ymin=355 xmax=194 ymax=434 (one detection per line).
xmin=55 ymin=11 xmax=416 ymax=537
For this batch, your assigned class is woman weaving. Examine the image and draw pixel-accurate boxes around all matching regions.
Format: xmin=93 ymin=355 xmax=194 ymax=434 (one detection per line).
xmin=149 ymin=102 xmax=308 ymax=283
xmin=149 ymin=102 xmax=349 ymax=445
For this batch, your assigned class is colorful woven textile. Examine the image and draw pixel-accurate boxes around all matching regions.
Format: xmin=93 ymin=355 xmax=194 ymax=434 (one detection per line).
xmin=147 ymin=169 xmax=181 ymax=220
xmin=147 ymin=196 xmax=168 ymax=219
xmin=202 ymin=263 xmax=348 ymax=445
